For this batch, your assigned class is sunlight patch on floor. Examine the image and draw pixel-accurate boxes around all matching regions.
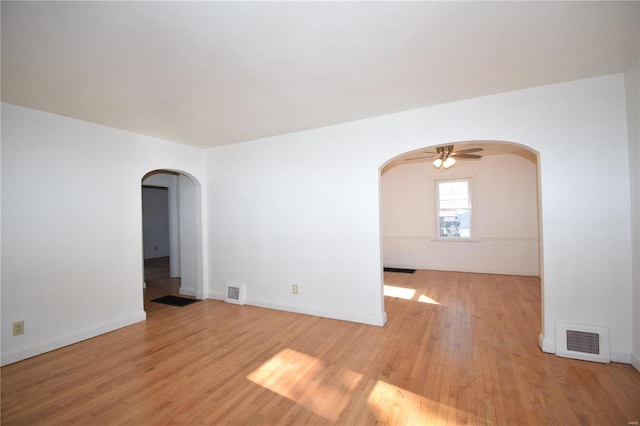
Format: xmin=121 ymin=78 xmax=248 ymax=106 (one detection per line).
xmin=367 ymin=380 xmax=451 ymax=424
xmin=383 ymin=285 xmax=416 ymax=300
xmin=246 ymin=348 xmax=363 ymax=422
xmin=417 ymin=294 xmax=441 ymax=305
xmin=384 ymin=285 xmax=442 ymax=305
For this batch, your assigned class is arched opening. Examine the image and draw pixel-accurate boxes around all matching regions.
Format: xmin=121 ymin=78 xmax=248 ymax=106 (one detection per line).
xmin=141 ymin=169 xmax=204 ymax=309
xmin=379 ymin=139 xmax=543 ymax=332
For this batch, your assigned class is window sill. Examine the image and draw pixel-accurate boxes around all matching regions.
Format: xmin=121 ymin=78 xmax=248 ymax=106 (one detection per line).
xmin=433 ymin=237 xmax=479 ymax=242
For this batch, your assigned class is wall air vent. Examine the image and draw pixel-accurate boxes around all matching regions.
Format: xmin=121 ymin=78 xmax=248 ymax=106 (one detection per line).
xmin=224 ymin=284 xmax=246 ymax=305
xmin=555 ymin=322 xmax=609 ymax=363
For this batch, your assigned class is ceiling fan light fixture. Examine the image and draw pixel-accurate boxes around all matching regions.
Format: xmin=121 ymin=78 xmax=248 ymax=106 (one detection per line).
xmin=416 ymin=145 xmax=482 ymax=169
xmin=443 ymin=157 xmax=456 ymax=168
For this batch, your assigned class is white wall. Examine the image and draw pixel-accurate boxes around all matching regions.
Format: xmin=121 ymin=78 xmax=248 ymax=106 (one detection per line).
xmin=178 ymin=174 xmax=200 ymax=297
xmin=1 ymin=103 xmax=205 ymax=365
xmin=625 ymin=58 xmax=640 ymax=371
xmin=205 ymin=74 xmax=633 ymax=362
xmin=2 ymin=73 xmax=635 ymax=367
xmin=206 ymin=133 xmax=387 ymax=325
xmin=381 ymin=152 xmax=539 ymax=276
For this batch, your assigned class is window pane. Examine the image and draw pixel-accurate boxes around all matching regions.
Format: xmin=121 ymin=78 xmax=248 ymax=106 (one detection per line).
xmin=438 ymin=180 xmax=471 ymax=238
xmin=439 ymin=182 xmax=469 ymax=206
xmin=439 ymin=211 xmax=470 ymax=237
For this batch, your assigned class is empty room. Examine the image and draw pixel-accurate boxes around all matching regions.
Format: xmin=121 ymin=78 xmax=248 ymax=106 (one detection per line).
xmin=2 ymin=1 xmax=639 ymax=424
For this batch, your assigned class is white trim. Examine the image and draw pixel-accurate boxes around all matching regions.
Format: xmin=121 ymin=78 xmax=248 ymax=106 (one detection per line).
xmin=204 ymin=292 xmax=386 ymax=326
xmin=631 ymin=352 xmax=640 ymax=372
xmin=238 ymin=297 xmax=387 ymax=327
xmin=167 ymin=177 xmax=180 ymax=278
xmin=539 ymin=332 xmax=555 ymax=353
xmin=610 ymin=350 xmax=631 ymax=364
xmin=207 ymin=290 xmax=225 ymax=301
xmin=179 ymin=288 xmax=197 ymax=297
xmin=1 ymin=312 xmax=146 ymax=366
xmin=382 ymin=263 xmax=539 ymax=277
xmin=383 ymin=235 xmax=539 ymax=242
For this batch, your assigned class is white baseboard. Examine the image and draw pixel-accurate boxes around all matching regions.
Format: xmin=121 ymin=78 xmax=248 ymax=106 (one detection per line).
xmin=538 ymin=333 xmax=555 ymax=353
xmin=248 ymin=297 xmax=387 ymax=326
xmin=610 ymin=350 xmax=631 ymax=364
xmin=206 ymin=290 xmax=225 ymax=301
xmin=205 ymin=292 xmax=387 ymax=327
xmin=1 ymin=312 xmax=146 ymax=366
xmin=179 ymin=288 xmax=197 ymax=297
xmin=539 ymin=332 xmax=634 ymax=366
xmin=384 ymin=263 xmax=539 ymax=277
xmin=631 ymin=353 xmax=640 ymax=373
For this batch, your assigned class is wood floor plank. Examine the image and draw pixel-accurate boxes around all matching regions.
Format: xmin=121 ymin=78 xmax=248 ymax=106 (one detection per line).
xmin=2 ymin=267 xmax=640 ymax=425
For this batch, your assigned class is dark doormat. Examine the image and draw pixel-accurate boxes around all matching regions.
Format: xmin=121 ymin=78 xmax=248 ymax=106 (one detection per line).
xmin=383 ymin=267 xmax=416 ymax=274
xmin=151 ymin=295 xmax=201 ymax=307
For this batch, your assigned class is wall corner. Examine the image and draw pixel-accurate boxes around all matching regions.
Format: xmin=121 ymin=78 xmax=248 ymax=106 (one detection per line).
xmin=538 ymin=332 xmax=555 ymax=354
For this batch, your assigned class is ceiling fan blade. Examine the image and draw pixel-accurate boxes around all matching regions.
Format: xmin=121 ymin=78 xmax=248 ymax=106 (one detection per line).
xmin=453 ymin=147 xmax=484 ymax=154
xmin=453 ymin=154 xmax=482 ymax=159
xmin=404 ymin=155 xmax=435 ymax=161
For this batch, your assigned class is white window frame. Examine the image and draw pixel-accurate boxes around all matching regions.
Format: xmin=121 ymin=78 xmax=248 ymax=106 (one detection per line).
xmin=434 ymin=177 xmax=476 ymax=241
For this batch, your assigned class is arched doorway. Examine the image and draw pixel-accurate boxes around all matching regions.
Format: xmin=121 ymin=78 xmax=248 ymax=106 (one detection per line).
xmin=141 ymin=169 xmax=204 ymax=307
xmin=379 ymin=140 xmax=542 ymax=328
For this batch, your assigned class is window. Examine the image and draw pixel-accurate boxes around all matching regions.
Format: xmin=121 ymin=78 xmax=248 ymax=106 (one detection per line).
xmin=436 ymin=178 xmax=473 ymax=239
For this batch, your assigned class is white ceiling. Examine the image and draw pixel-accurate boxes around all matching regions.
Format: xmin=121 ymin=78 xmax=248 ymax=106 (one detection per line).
xmin=2 ymin=1 xmax=638 ymax=149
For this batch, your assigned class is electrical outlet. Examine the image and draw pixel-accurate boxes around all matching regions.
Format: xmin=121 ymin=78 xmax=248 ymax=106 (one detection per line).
xmin=13 ymin=321 xmax=24 ymax=336
xmin=292 ymin=284 xmax=298 ymax=295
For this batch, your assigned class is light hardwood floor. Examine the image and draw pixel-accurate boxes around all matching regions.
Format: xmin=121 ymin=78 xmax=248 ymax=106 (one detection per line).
xmin=2 ymin=268 xmax=639 ymax=425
